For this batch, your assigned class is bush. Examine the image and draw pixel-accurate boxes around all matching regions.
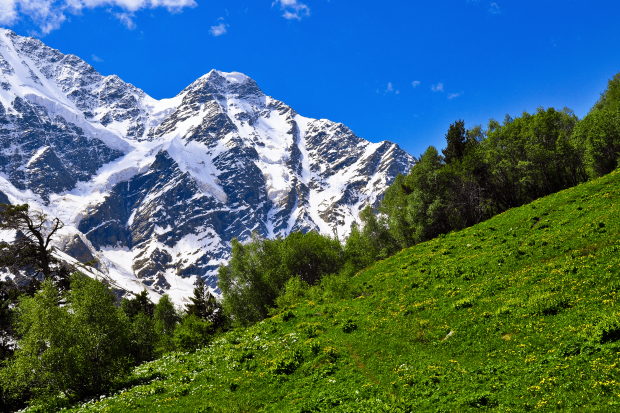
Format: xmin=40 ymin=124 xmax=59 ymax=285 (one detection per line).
xmin=589 ymin=313 xmax=620 ymax=344
xmin=321 ymin=273 xmax=353 ymax=300
xmin=342 ymin=319 xmax=357 ymax=333
xmin=453 ymin=297 xmax=474 ymax=310
xmin=527 ymin=292 xmax=570 ymax=316
xmin=220 ymin=231 xmax=346 ymax=326
xmin=275 ymin=277 xmax=309 ymax=310
xmin=462 ymin=391 xmax=497 ymax=408
xmin=270 ymin=349 xmax=303 ymax=375
xmin=173 ymin=314 xmax=212 ymax=352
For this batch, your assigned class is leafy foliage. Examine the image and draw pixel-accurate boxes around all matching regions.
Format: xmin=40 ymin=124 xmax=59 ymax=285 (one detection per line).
xmin=173 ymin=314 xmax=212 ymax=352
xmin=0 ymin=274 xmax=132 ymax=409
xmin=121 ymin=290 xmax=155 ymax=320
xmin=219 ymin=231 xmax=345 ymax=326
xmin=153 ymin=294 xmax=181 ymax=354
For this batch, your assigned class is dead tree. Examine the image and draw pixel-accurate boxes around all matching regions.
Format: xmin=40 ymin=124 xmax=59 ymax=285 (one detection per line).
xmin=0 ymin=204 xmax=72 ymax=290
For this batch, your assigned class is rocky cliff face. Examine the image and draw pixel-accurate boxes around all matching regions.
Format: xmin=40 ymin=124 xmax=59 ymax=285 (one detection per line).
xmin=0 ymin=29 xmax=415 ymax=304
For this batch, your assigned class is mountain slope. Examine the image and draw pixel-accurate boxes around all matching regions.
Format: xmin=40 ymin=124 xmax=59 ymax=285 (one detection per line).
xmin=0 ymin=29 xmax=415 ymax=303
xmin=63 ymin=168 xmax=620 ymax=412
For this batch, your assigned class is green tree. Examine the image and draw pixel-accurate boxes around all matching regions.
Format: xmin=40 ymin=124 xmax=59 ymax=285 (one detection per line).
xmin=186 ymin=278 xmax=227 ymax=331
xmin=342 ymin=222 xmax=379 ymax=274
xmin=218 ymin=234 xmax=287 ymax=326
xmin=442 ymin=119 xmax=468 ymax=164
xmin=442 ymin=129 xmax=491 ymax=229
xmin=219 ymin=231 xmax=346 ymax=326
xmin=573 ymin=108 xmax=620 ymax=177
xmin=0 ymin=275 xmax=132 ymax=408
xmin=483 ymin=107 xmax=582 ymax=210
xmin=121 ymin=289 xmax=155 ymax=320
xmin=153 ymin=294 xmax=180 ymax=354
xmin=173 ymin=314 xmax=212 ymax=352
xmin=379 ymin=173 xmax=416 ymax=249
xmin=120 ymin=290 xmax=157 ymax=364
xmin=591 ymin=72 xmax=620 ymax=113
xmin=66 ymin=275 xmax=132 ymax=395
xmin=280 ymin=231 xmax=343 ymax=285
xmin=573 ymin=74 xmax=620 ymax=178
xmin=358 ymin=205 xmax=399 ymax=259
xmin=403 ymin=146 xmax=452 ymax=243
xmin=0 ymin=279 xmax=38 ymax=361
xmin=128 ymin=311 xmax=156 ymax=364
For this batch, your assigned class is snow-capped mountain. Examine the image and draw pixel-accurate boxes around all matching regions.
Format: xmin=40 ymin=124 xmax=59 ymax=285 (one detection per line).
xmin=0 ymin=29 xmax=415 ymax=304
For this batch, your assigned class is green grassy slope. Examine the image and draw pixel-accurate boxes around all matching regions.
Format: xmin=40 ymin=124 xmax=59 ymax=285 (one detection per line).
xmin=66 ymin=170 xmax=620 ymax=413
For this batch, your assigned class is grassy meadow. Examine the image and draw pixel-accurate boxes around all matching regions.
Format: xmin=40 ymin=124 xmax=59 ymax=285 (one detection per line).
xmin=61 ymin=169 xmax=620 ymax=413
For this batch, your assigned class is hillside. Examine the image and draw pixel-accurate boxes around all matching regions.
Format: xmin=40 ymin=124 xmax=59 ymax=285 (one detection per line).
xmin=62 ymin=169 xmax=620 ymax=412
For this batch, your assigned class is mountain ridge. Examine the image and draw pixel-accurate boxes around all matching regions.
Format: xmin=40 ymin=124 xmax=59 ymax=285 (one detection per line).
xmin=0 ymin=28 xmax=415 ymax=304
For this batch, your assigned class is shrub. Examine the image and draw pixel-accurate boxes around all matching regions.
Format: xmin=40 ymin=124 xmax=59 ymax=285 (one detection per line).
xmin=275 ymin=277 xmax=309 ymax=310
xmin=589 ymin=313 xmax=620 ymax=344
xmin=173 ymin=314 xmax=213 ymax=352
xmin=270 ymin=350 xmax=303 ymax=375
xmin=462 ymin=391 xmax=497 ymax=408
xmin=453 ymin=297 xmax=474 ymax=310
xmin=321 ymin=273 xmax=352 ymax=300
xmin=527 ymin=292 xmax=570 ymax=316
xmin=342 ymin=319 xmax=357 ymax=333
xmin=281 ymin=310 xmax=295 ymax=322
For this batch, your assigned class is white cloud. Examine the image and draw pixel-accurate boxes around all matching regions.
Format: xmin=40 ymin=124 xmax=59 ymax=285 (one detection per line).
xmin=447 ymin=93 xmax=461 ymax=100
xmin=0 ymin=0 xmax=197 ymax=35
xmin=489 ymin=2 xmax=501 ymax=14
xmin=431 ymin=83 xmax=444 ymax=92
xmin=0 ymin=0 xmax=19 ymax=27
xmin=386 ymin=82 xmax=393 ymax=92
xmin=91 ymin=54 xmax=104 ymax=62
xmin=412 ymin=80 xmax=420 ymax=88
xmin=395 ymin=90 xmax=400 ymax=95
xmin=210 ymin=22 xmax=228 ymax=37
xmin=272 ymin=0 xmax=310 ymax=20
xmin=114 ymin=12 xmax=136 ymax=30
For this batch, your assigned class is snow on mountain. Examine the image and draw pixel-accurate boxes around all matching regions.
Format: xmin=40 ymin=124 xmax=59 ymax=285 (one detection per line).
xmin=0 ymin=29 xmax=415 ymax=305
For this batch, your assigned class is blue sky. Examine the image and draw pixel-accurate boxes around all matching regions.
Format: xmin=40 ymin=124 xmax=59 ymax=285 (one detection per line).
xmin=2 ymin=0 xmax=620 ymax=157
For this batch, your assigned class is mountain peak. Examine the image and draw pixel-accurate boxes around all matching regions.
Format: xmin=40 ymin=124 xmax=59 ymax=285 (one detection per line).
xmin=0 ymin=32 xmax=416 ymax=304
xmin=210 ymin=70 xmax=250 ymax=85
xmin=181 ymin=69 xmax=263 ymax=101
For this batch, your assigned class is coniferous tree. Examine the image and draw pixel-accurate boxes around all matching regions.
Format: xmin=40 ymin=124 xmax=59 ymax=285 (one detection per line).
xmin=121 ymin=289 xmax=155 ymax=320
xmin=186 ymin=278 xmax=227 ymax=330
